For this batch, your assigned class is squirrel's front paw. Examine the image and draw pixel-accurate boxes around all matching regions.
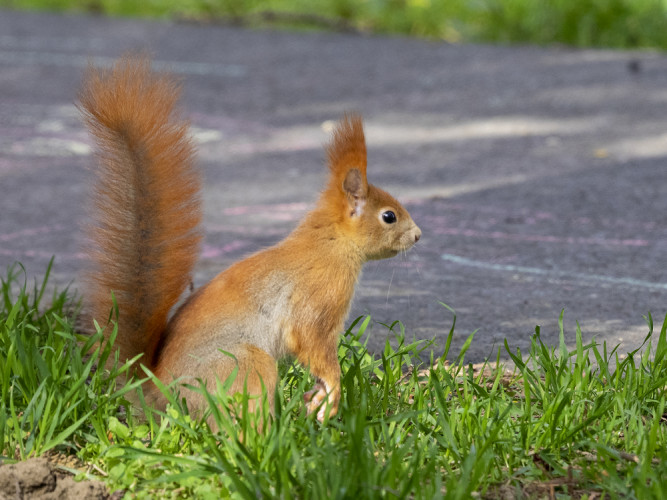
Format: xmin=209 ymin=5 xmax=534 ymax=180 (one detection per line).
xmin=304 ymin=381 xmax=338 ymax=422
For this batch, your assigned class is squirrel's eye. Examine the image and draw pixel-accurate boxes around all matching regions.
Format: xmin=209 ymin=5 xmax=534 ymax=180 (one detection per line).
xmin=382 ymin=211 xmax=397 ymax=224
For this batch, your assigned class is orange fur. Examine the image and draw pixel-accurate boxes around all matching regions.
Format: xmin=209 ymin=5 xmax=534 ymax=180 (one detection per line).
xmin=79 ymin=57 xmax=202 ymax=367
xmin=81 ymin=56 xmax=421 ymax=423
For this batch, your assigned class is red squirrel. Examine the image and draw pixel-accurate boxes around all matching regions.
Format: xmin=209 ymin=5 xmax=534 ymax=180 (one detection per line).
xmin=79 ymin=56 xmax=421 ymax=422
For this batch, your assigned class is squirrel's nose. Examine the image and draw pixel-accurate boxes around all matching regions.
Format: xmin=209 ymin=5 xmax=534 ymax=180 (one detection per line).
xmin=414 ymin=227 xmax=422 ymax=242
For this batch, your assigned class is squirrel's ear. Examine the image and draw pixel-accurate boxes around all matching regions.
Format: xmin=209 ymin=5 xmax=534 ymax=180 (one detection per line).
xmin=343 ymin=168 xmax=367 ymax=217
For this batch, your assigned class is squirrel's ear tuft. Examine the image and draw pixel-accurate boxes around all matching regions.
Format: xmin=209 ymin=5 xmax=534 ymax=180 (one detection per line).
xmin=326 ymin=113 xmax=367 ymax=186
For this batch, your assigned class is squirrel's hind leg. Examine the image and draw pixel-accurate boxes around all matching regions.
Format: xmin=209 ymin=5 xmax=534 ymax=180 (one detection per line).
xmin=226 ymin=343 xmax=279 ymax=415
xmin=203 ymin=343 xmax=278 ymax=420
xmin=144 ymin=343 xmax=278 ymax=430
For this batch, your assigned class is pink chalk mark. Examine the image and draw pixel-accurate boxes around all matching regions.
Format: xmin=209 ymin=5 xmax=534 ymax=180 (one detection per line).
xmin=0 ymin=248 xmax=87 ymax=260
xmin=206 ymin=224 xmax=285 ymax=237
xmin=422 ymin=200 xmax=661 ymax=232
xmin=222 ymin=202 xmax=309 ymax=216
xmin=434 ymin=227 xmax=650 ymax=247
xmin=201 ymin=240 xmax=250 ymax=259
xmin=0 ymin=225 xmax=64 ymax=242
xmin=391 ymin=260 xmax=423 ymax=269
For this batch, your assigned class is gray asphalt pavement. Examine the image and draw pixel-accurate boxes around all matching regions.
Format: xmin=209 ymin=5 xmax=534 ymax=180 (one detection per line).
xmin=2 ymin=10 xmax=667 ymax=362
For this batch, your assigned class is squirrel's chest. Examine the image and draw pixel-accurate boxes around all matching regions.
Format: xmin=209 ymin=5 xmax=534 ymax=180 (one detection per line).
xmin=239 ymin=273 xmax=296 ymax=358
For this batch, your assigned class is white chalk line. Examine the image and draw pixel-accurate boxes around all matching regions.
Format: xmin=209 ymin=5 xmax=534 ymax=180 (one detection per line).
xmin=0 ymin=50 xmax=246 ymax=78
xmin=441 ymin=253 xmax=667 ymax=291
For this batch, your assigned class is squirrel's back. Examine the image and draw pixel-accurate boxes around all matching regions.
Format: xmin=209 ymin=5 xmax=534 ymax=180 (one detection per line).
xmin=79 ymin=57 xmax=202 ymax=367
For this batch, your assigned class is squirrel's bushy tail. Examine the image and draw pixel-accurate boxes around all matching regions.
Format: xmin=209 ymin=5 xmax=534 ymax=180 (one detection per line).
xmin=79 ymin=56 xmax=202 ymax=367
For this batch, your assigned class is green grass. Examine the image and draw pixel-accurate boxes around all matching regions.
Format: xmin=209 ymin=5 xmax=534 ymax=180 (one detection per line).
xmin=1 ymin=263 xmax=666 ymax=498
xmin=3 ymin=0 xmax=667 ymax=50
xmin=0 ymin=260 xmax=144 ymax=462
